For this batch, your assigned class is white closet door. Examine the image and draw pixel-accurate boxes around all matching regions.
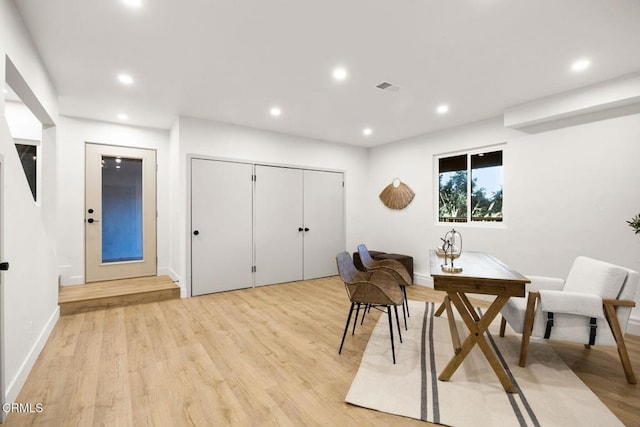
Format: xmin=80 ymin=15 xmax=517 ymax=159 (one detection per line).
xmin=191 ymin=159 xmax=253 ymax=296
xmin=303 ymin=170 xmax=345 ymax=279
xmin=254 ymin=165 xmax=303 ymax=286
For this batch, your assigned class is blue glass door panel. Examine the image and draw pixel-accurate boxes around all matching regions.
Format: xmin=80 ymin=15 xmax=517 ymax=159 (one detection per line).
xmin=101 ymin=156 xmax=143 ymax=263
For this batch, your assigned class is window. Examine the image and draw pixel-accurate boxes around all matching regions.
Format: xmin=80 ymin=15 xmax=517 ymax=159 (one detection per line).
xmin=5 ymin=81 xmax=42 ymax=203
xmin=438 ymin=148 xmax=503 ymax=223
xmin=15 ymin=142 xmax=38 ymax=201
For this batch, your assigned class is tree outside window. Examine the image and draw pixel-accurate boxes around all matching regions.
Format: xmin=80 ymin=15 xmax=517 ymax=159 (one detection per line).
xmin=438 ymin=149 xmax=503 ymax=223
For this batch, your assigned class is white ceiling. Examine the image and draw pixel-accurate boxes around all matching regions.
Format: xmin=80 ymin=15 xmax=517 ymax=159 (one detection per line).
xmin=12 ymin=0 xmax=640 ymax=147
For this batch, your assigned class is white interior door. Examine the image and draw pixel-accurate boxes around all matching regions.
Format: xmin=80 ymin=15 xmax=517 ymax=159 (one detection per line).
xmin=303 ymin=170 xmax=345 ymax=279
xmin=254 ymin=165 xmax=303 ymax=286
xmin=85 ymin=144 xmax=157 ymax=283
xmin=191 ymin=159 xmax=253 ymax=296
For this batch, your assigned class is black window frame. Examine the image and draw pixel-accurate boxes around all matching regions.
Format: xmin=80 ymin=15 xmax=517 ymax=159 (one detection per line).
xmin=437 ymin=146 xmax=504 ymax=224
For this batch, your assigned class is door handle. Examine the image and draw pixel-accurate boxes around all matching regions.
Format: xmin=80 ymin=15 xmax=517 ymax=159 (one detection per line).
xmin=0 ymin=262 xmax=9 ymax=271
xmin=298 ymin=227 xmax=303 ymax=232
xmin=87 ymin=218 xmax=100 ymax=223
xmin=193 ymin=230 xmax=200 ymax=236
xmin=304 ymin=227 xmax=309 ymax=232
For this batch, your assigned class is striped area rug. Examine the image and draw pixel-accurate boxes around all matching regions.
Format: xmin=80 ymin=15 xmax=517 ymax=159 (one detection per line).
xmin=345 ymin=300 xmax=623 ymax=427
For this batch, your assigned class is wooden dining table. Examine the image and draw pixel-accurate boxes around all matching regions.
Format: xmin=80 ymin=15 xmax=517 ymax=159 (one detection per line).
xmin=429 ymin=250 xmax=530 ymax=393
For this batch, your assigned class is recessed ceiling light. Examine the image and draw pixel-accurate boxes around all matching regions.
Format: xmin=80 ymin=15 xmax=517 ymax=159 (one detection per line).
xmin=121 ymin=0 xmax=142 ymax=8
xmin=436 ymin=104 xmax=449 ymax=114
xmin=270 ymin=107 xmax=282 ymax=117
xmin=117 ymin=113 xmax=129 ymax=121
xmin=117 ymin=74 xmax=134 ymax=85
xmin=362 ymin=128 xmax=372 ymax=136
xmin=571 ymin=58 xmax=591 ymax=72
xmin=332 ymin=67 xmax=348 ymax=81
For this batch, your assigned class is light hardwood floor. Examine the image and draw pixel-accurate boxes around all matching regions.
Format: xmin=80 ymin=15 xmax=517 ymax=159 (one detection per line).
xmin=5 ymin=277 xmax=640 ymax=426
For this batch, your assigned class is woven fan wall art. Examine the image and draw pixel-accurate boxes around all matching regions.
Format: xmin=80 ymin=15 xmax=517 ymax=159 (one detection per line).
xmin=379 ymin=178 xmax=415 ymax=210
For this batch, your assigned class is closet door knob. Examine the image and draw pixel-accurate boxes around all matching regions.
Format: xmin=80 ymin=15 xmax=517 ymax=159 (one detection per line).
xmin=298 ymin=227 xmax=303 ymax=232
xmin=193 ymin=230 xmax=200 ymax=236
xmin=304 ymin=227 xmax=309 ymax=232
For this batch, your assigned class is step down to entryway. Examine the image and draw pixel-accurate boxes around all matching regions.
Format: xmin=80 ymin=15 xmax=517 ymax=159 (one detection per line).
xmin=59 ymin=275 xmax=180 ymax=315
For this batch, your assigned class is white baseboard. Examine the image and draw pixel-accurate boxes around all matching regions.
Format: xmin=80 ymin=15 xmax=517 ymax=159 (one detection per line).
xmin=5 ymin=306 xmax=60 ymax=404
xmin=158 ymin=267 xmax=180 ymax=283
xmin=158 ymin=267 xmax=184 ymax=297
xmin=626 ymin=317 xmax=640 ymax=337
xmin=60 ymin=275 xmax=84 ymax=286
xmin=57 ymin=265 xmax=84 ymax=286
xmin=413 ymin=272 xmax=433 ymax=287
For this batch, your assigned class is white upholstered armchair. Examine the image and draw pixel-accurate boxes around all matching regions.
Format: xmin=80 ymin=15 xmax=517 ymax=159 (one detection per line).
xmin=499 ymin=256 xmax=638 ymax=384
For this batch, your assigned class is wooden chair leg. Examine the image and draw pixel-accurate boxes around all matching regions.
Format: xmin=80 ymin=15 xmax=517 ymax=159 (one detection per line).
xmin=604 ymin=303 xmax=637 ymax=384
xmin=519 ymin=291 xmax=539 ymax=367
xmin=499 ymin=317 xmax=506 ymax=337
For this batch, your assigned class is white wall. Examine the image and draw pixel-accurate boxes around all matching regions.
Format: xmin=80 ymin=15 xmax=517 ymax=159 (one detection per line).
xmin=1 ymin=0 xmax=60 ymax=405
xmin=3 ymin=101 xmax=41 ymax=141
xmin=56 ymin=116 xmax=171 ymax=285
xmin=0 ymin=117 xmax=58 ymax=406
xmin=171 ymin=116 xmax=369 ymax=296
xmin=168 ymin=118 xmax=180 ymax=282
xmin=367 ymin=113 xmax=640 ymax=328
xmin=0 ymin=1 xmax=57 ymax=122
xmin=50 ymin=114 xmax=369 ymax=292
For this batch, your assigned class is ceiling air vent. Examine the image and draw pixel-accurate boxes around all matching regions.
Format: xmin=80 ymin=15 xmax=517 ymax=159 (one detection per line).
xmin=375 ymin=81 xmax=401 ymax=92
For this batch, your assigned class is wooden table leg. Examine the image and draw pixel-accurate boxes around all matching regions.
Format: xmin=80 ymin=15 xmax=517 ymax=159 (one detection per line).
xmin=442 ymin=296 xmax=462 ymax=354
xmin=434 ymin=301 xmax=446 ymax=317
xmin=459 ymin=293 xmax=480 ymax=322
xmin=438 ymin=292 xmax=517 ymax=393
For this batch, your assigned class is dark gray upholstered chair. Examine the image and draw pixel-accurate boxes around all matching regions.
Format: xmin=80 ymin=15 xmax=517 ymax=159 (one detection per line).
xmin=357 ymin=244 xmax=413 ymax=322
xmin=336 ymin=252 xmax=404 ymax=363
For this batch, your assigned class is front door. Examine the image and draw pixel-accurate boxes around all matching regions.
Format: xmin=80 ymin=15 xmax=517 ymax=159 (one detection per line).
xmin=85 ymin=143 xmax=157 ymax=282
